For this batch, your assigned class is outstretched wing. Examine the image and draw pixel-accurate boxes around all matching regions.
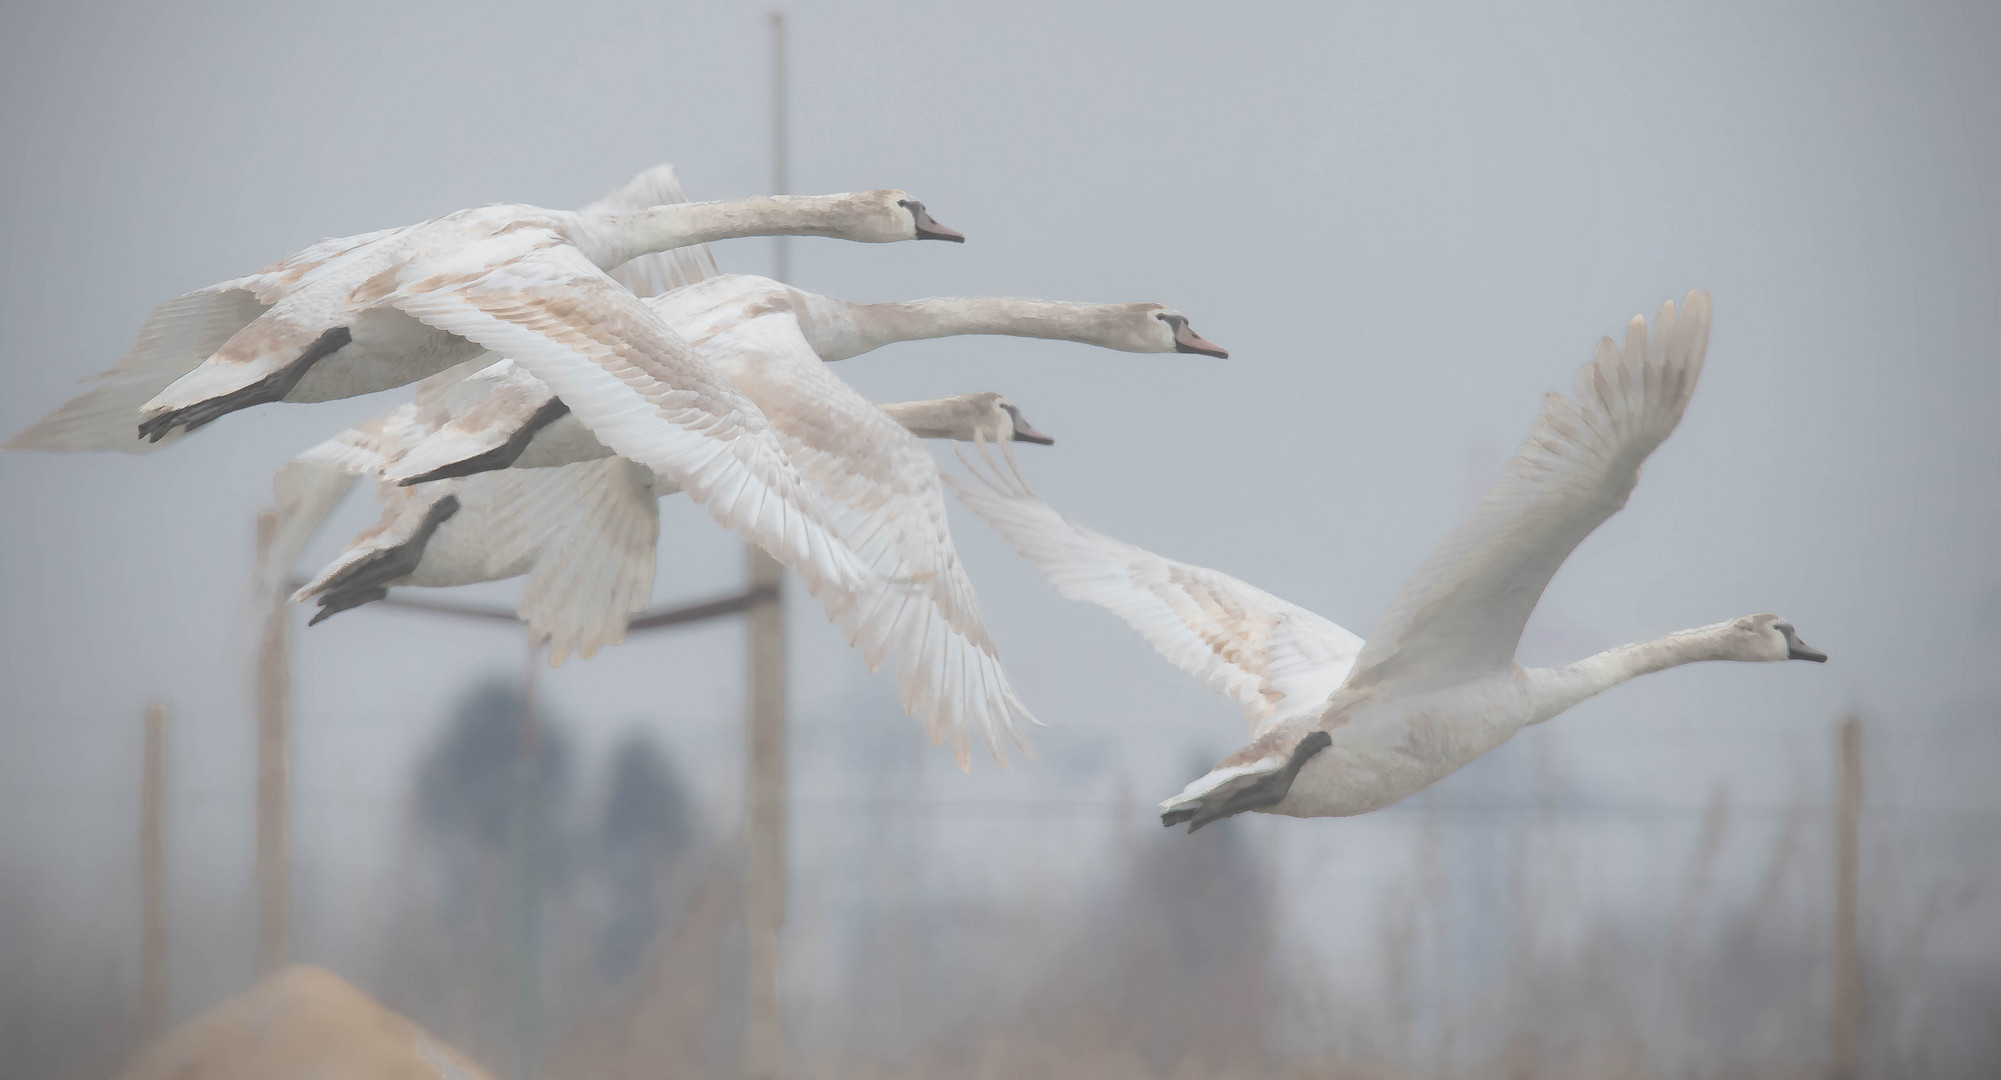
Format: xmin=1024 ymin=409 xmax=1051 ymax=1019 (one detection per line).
xmin=5 ymin=288 xmax=270 ymax=451
xmin=383 ymin=228 xmax=870 ymax=605
xmin=579 ymin=164 xmax=720 ymax=298
xmin=505 ymin=458 xmax=661 ymax=665
xmin=703 ymin=311 xmax=1037 ymax=767
xmin=7 ymin=225 xmax=411 ymax=452
xmin=948 ymin=443 xmax=1362 ymax=738
xmin=1344 ymin=291 xmax=1712 ymax=695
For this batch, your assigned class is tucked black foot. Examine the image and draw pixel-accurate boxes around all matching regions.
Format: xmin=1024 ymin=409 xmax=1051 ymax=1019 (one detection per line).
xmin=137 ymin=326 xmax=351 ymax=442
xmin=1162 ymin=729 xmax=1332 ymax=833
xmin=397 ymin=396 xmax=571 ymax=485
xmin=304 ymin=494 xmax=460 ymax=624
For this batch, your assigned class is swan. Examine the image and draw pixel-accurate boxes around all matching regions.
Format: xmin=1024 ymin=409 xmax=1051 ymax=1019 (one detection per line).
xmin=949 ymin=292 xmax=1828 ymax=829
xmin=294 ymin=391 xmax=1052 ymax=760
xmin=38 ymin=173 xmax=970 ymax=620
xmin=375 ymin=274 xmax=1225 ymax=485
xmin=8 ymin=163 xmax=707 ymax=457
xmin=3 ymin=167 xmax=959 ymax=450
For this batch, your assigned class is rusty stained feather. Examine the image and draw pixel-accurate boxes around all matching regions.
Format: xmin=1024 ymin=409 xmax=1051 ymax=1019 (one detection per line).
xmin=1146 ymin=562 xmax=1293 ymax=718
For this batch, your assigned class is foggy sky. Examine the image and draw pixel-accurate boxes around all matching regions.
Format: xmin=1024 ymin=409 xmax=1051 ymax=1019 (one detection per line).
xmin=3 ymin=0 xmax=1997 ymax=1030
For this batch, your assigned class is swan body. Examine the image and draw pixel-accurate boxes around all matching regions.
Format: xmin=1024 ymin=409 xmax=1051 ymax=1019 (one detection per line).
xmin=951 ymin=292 xmax=1828 ymax=828
xmin=379 ymin=274 xmax=1222 ymax=485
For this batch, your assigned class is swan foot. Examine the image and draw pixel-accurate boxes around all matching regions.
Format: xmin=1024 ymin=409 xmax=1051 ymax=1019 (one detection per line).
xmin=303 ymin=494 xmax=460 ymax=625
xmin=396 ymin=396 xmax=571 ymax=485
xmin=1160 ymin=730 xmax=1331 ymax=833
xmin=136 ymin=326 xmax=351 ymax=442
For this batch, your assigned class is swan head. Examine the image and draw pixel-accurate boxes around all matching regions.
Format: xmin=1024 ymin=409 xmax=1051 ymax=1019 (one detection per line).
xmin=1727 ymin=614 xmax=1828 ymax=663
xmin=839 ymin=190 xmax=965 ymax=243
xmin=878 ymin=392 xmax=1054 ymax=444
xmin=1134 ymin=306 xmax=1228 ymax=357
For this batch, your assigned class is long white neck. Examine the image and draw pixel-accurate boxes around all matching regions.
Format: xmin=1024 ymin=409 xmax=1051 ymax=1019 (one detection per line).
xmin=573 ymin=195 xmax=876 ymax=270
xmin=1522 ymin=621 xmax=1746 ymax=724
xmin=808 ymin=297 xmax=1164 ymax=360
xmin=875 ymin=397 xmax=998 ymax=442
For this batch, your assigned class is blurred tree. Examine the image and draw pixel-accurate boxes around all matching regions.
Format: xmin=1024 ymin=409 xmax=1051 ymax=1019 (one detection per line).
xmin=595 ymin=733 xmax=694 ymax=982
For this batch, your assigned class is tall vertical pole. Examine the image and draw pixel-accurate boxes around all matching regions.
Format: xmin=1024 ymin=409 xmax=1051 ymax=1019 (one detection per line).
xmin=514 ymin=645 xmax=546 ymax=1080
xmin=140 ymin=702 xmax=168 ymax=1042
xmin=742 ymin=12 xmax=790 ymax=1080
xmin=1831 ymin=715 xmax=1862 ymax=1080
xmin=253 ymin=512 xmax=290 ymax=976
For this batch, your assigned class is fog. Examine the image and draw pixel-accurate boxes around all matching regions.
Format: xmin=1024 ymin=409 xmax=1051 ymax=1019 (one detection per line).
xmin=2 ymin=1 xmax=1997 ymax=1077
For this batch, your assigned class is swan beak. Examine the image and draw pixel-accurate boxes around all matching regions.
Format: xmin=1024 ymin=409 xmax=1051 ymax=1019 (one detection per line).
xmin=911 ymin=210 xmax=965 ymax=243
xmin=1172 ymin=323 xmax=1229 ymax=359
xmin=1782 ymin=627 xmax=1828 ymax=663
xmin=1009 ymin=414 xmax=1055 ymax=445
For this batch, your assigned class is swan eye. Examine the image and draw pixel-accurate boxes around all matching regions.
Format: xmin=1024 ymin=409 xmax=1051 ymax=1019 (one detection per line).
xmin=1157 ymin=313 xmax=1187 ymax=331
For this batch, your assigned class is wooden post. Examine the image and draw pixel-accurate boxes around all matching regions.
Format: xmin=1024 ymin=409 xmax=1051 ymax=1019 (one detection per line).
xmin=514 ymin=644 xmax=546 ymax=1080
xmin=1831 ymin=715 xmax=1862 ymax=1080
xmin=742 ymin=13 xmax=790 ymax=1080
xmin=254 ymin=512 xmax=291 ymax=975
xmin=140 ymin=702 xmax=168 ymax=1042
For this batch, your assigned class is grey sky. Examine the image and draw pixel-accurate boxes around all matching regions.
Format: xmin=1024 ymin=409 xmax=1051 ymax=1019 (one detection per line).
xmin=3 ymin=0 xmax=1996 ymax=1046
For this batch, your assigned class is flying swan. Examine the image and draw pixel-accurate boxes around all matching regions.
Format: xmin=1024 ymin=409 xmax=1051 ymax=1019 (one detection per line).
xmin=950 ymin=292 xmax=1827 ymax=829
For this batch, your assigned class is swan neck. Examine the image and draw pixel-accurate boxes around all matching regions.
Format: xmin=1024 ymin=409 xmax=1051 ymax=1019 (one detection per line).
xmin=1525 ymin=624 xmax=1740 ymax=723
xmin=582 ymin=195 xmax=860 ymax=270
xmin=830 ymin=297 xmax=1151 ymax=360
xmin=874 ymin=398 xmax=980 ymax=441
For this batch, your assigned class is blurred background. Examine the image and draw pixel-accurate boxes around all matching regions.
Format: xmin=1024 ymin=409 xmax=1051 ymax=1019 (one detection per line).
xmin=2 ymin=1 xmax=1997 ymax=1077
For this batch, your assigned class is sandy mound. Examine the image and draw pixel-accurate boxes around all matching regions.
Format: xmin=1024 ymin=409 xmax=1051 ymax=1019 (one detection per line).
xmin=117 ymin=964 xmax=494 ymax=1080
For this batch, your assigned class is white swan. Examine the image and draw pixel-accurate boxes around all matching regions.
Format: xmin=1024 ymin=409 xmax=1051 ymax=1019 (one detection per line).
xmin=376 ymin=275 xmax=1224 ymax=485
xmin=950 ymin=292 xmax=1828 ymax=829
xmin=87 ymin=177 xmax=967 ymax=623
xmin=295 ymin=391 xmax=1051 ymax=762
xmin=3 ymin=169 xmax=959 ymax=449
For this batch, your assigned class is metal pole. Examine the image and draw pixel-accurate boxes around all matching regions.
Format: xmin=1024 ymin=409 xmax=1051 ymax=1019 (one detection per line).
xmin=743 ymin=13 xmax=790 ymax=1080
xmin=140 ymin=702 xmax=168 ymax=1042
xmin=1831 ymin=715 xmax=1862 ymax=1080
xmin=253 ymin=512 xmax=290 ymax=975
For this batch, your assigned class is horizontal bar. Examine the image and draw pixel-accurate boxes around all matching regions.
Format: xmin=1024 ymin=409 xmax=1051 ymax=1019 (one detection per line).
xmin=627 ymin=582 xmax=778 ymax=632
xmin=288 ymin=580 xmax=779 ymax=633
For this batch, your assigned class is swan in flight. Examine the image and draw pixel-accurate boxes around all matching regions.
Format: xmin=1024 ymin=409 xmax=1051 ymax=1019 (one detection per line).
xmin=4 ymin=168 xmax=960 ymax=449
xmin=950 ymin=292 xmax=1828 ymax=829
xmin=26 ymin=173 xmax=967 ymax=613
xmin=295 ymin=390 xmax=1050 ymax=765
xmin=375 ymin=275 xmax=1225 ymax=485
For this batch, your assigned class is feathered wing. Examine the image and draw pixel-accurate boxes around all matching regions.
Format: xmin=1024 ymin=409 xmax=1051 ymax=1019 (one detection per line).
xmin=579 ymin=164 xmax=720 ymax=298
xmin=1344 ymin=291 xmax=1712 ymax=695
xmin=506 ymin=458 xmax=661 ymax=664
xmin=5 ymin=288 xmax=270 ymax=450
xmin=705 ymin=312 xmax=1037 ymax=767
xmin=948 ymin=443 xmax=1362 ymax=739
xmin=382 ymin=232 xmax=870 ymax=604
xmin=11 ymin=223 xmax=424 ymax=450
